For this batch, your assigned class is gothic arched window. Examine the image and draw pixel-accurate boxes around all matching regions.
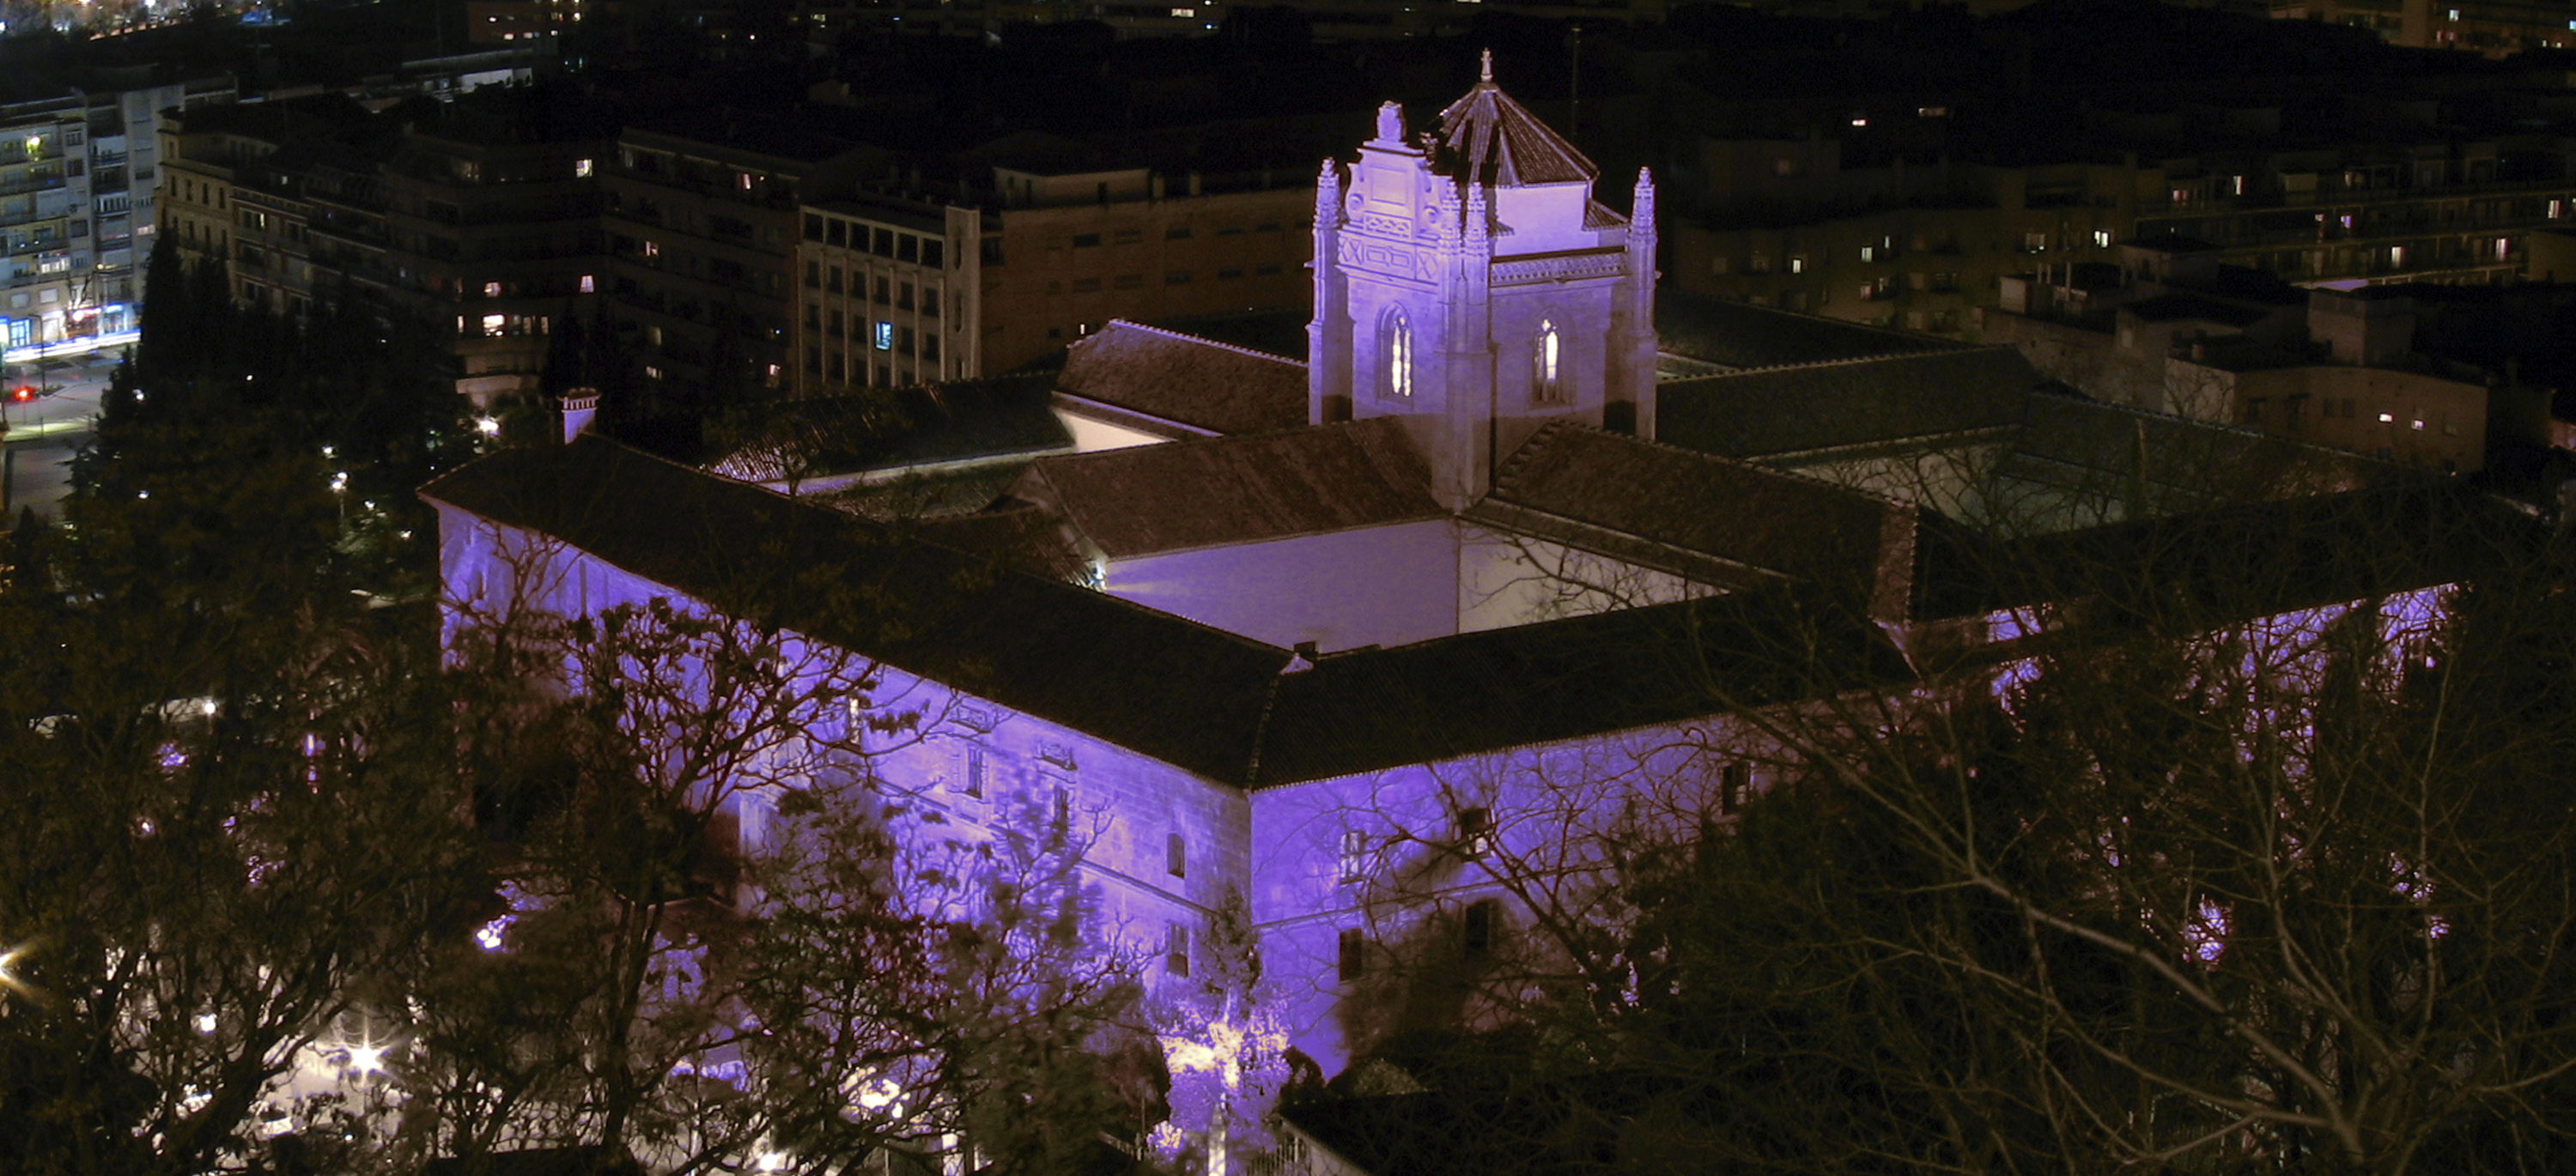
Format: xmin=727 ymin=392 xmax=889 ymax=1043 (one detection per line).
xmin=1532 ymin=318 xmax=1564 ymax=406
xmin=1380 ymin=306 xmax=1413 ymax=400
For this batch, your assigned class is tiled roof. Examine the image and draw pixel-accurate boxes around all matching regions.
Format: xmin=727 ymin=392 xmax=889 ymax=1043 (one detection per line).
xmin=1657 ymin=347 xmax=2043 ymax=460
xmin=2123 ymin=293 xmax=2269 ymax=328
xmin=422 ymin=436 xmax=1290 ymax=783
xmin=1254 ymin=589 xmax=1914 ymax=785
xmin=1473 ymin=423 xmax=1906 ymax=593
xmin=1991 ymin=394 xmax=2382 ymax=517
xmin=1654 ymin=288 xmax=1969 ymax=369
xmin=1015 ymin=417 xmax=1442 ymax=561
xmin=421 ymin=436 xmax=1910 ymax=787
xmin=1054 ymin=320 xmax=1310 ymax=437
xmin=1433 ymin=74 xmax=1595 ymax=188
xmin=1911 ymin=478 xmax=2520 ymax=624
xmin=706 ymin=375 xmax=1070 ymax=484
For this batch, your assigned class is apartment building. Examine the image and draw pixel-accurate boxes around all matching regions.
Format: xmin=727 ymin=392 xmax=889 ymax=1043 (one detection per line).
xmin=2 ymin=75 xmax=233 ymax=355
xmin=309 ymin=99 xmax=613 ymax=404
xmin=1671 ymin=145 xmax=2149 ymax=336
xmin=975 ymin=161 xmax=1313 ymax=375
xmin=2268 ymin=0 xmax=2576 ymax=56
xmin=1671 ymin=124 xmax=2576 ymax=340
xmin=603 ymin=110 xmax=884 ymax=397
xmin=163 ymin=88 xmax=612 ymax=405
xmin=160 ymin=97 xmax=386 ymax=322
xmin=795 ymin=197 xmax=981 ymax=393
xmin=787 ymin=143 xmax=1316 ymax=394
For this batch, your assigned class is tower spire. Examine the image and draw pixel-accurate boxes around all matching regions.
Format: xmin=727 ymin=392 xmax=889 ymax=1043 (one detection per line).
xmin=1479 ymin=47 xmax=1493 ymax=84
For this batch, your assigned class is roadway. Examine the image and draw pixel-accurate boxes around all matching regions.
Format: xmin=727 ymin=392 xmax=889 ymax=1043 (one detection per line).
xmin=0 ymin=350 xmax=118 ymax=526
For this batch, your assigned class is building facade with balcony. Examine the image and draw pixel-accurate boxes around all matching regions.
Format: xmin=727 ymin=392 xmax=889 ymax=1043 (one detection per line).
xmin=3 ymin=75 xmax=232 ymax=358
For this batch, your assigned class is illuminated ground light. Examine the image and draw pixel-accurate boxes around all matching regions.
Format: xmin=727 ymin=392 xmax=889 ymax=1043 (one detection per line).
xmin=0 ymin=943 xmax=27 ymax=1000
xmin=476 ymin=415 xmax=501 ymax=437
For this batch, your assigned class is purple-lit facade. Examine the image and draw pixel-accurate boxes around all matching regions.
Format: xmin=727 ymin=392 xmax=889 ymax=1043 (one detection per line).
xmin=425 ymin=65 xmax=2493 ymax=1170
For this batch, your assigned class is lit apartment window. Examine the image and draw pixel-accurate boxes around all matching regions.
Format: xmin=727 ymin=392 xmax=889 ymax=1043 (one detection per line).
xmin=1788 ymin=255 xmax=1807 ymax=274
xmin=574 ymin=157 xmax=592 ymax=178
xmin=578 ymin=274 xmax=594 ymax=294
xmin=483 ymin=282 xmax=502 ymax=298
xmin=1859 ymin=246 xmax=1874 ymax=263
xmin=2093 ymin=229 xmax=2112 ymax=248
xmin=874 ymin=322 xmax=893 ymax=351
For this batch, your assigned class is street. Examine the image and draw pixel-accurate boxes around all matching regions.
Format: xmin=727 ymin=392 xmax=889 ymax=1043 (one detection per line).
xmin=1 ymin=349 xmax=118 ymax=525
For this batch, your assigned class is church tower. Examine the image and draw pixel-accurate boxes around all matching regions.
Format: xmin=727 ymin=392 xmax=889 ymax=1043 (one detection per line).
xmin=1309 ymin=52 xmax=1659 ymax=511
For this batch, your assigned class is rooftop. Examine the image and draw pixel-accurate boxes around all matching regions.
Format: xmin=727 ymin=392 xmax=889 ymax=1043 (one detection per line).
xmin=1432 ymin=53 xmax=1597 ymax=189
xmin=1014 ymin=417 xmax=1442 ymax=561
xmin=1054 ymin=320 xmax=1310 ymax=438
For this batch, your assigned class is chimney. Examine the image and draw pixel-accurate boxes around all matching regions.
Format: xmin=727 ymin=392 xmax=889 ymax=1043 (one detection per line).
xmin=560 ymin=387 xmax=599 ymax=445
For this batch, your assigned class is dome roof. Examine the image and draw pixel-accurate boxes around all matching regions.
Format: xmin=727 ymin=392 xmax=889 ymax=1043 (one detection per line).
xmin=1433 ymin=51 xmax=1597 ymax=188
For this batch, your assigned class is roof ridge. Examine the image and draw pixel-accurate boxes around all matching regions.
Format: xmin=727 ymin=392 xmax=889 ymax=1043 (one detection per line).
xmin=1726 ymin=345 xmax=2000 ymax=378
xmin=1035 ymin=413 xmax=1397 ymax=471
xmin=1086 ymin=318 xmax=1308 ymax=370
xmin=1498 ymin=421 xmax=1911 ymax=510
xmin=453 ymin=434 xmax=1307 ymax=675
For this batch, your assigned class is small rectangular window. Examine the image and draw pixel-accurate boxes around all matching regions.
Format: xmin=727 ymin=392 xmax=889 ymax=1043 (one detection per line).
xmin=1072 ymin=233 xmax=1103 ymax=248
xmin=875 ymin=322 xmax=893 ymax=351
xmin=961 ymin=744 xmax=985 ymax=797
xmin=1166 ymin=924 xmax=1190 ymax=977
xmin=1339 ymin=830 xmax=1367 ymax=882
xmin=803 ymin=213 xmax=823 ymax=241
xmin=1456 ymin=807 xmax=1492 ymax=858
xmin=923 ymin=240 xmax=945 ymax=269
xmin=1464 ymin=900 xmax=1497 ymax=955
xmin=1167 ymin=833 xmax=1187 ymax=878
xmin=1719 ymin=763 xmax=1753 ymax=815
xmin=1337 ymin=929 xmax=1364 ymax=981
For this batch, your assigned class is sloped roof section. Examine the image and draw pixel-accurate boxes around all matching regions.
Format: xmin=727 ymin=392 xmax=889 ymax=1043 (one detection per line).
xmin=420 ymin=436 xmax=1911 ymax=787
xmin=1434 ymin=68 xmax=1595 ymax=188
xmin=1018 ymin=416 xmax=1442 ymax=560
xmin=1055 ymin=320 xmax=1310 ymax=437
xmin=422 ymin=436 xmax=1291 ymax=783
xmin=1655 ymin=287 xmax=1965 ymax=369
xmin=1255 ymin=590 xmax=1915 ymax=785
xmin=1474 ymin=424 xmax=1909 ymax=595
xmin=1657 ymin=347 xmax=2044 ymax=460
xmin=707 ymin=374 xmax=1069 ymax=484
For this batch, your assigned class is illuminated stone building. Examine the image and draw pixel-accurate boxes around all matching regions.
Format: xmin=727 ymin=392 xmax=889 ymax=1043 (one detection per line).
xmin=430 ymin=65 xmax=2441 ymax=1135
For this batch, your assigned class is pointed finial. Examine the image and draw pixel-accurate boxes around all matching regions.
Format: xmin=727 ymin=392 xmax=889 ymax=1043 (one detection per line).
xmin=1480 ymin=48 xmax=1494 ymax=84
